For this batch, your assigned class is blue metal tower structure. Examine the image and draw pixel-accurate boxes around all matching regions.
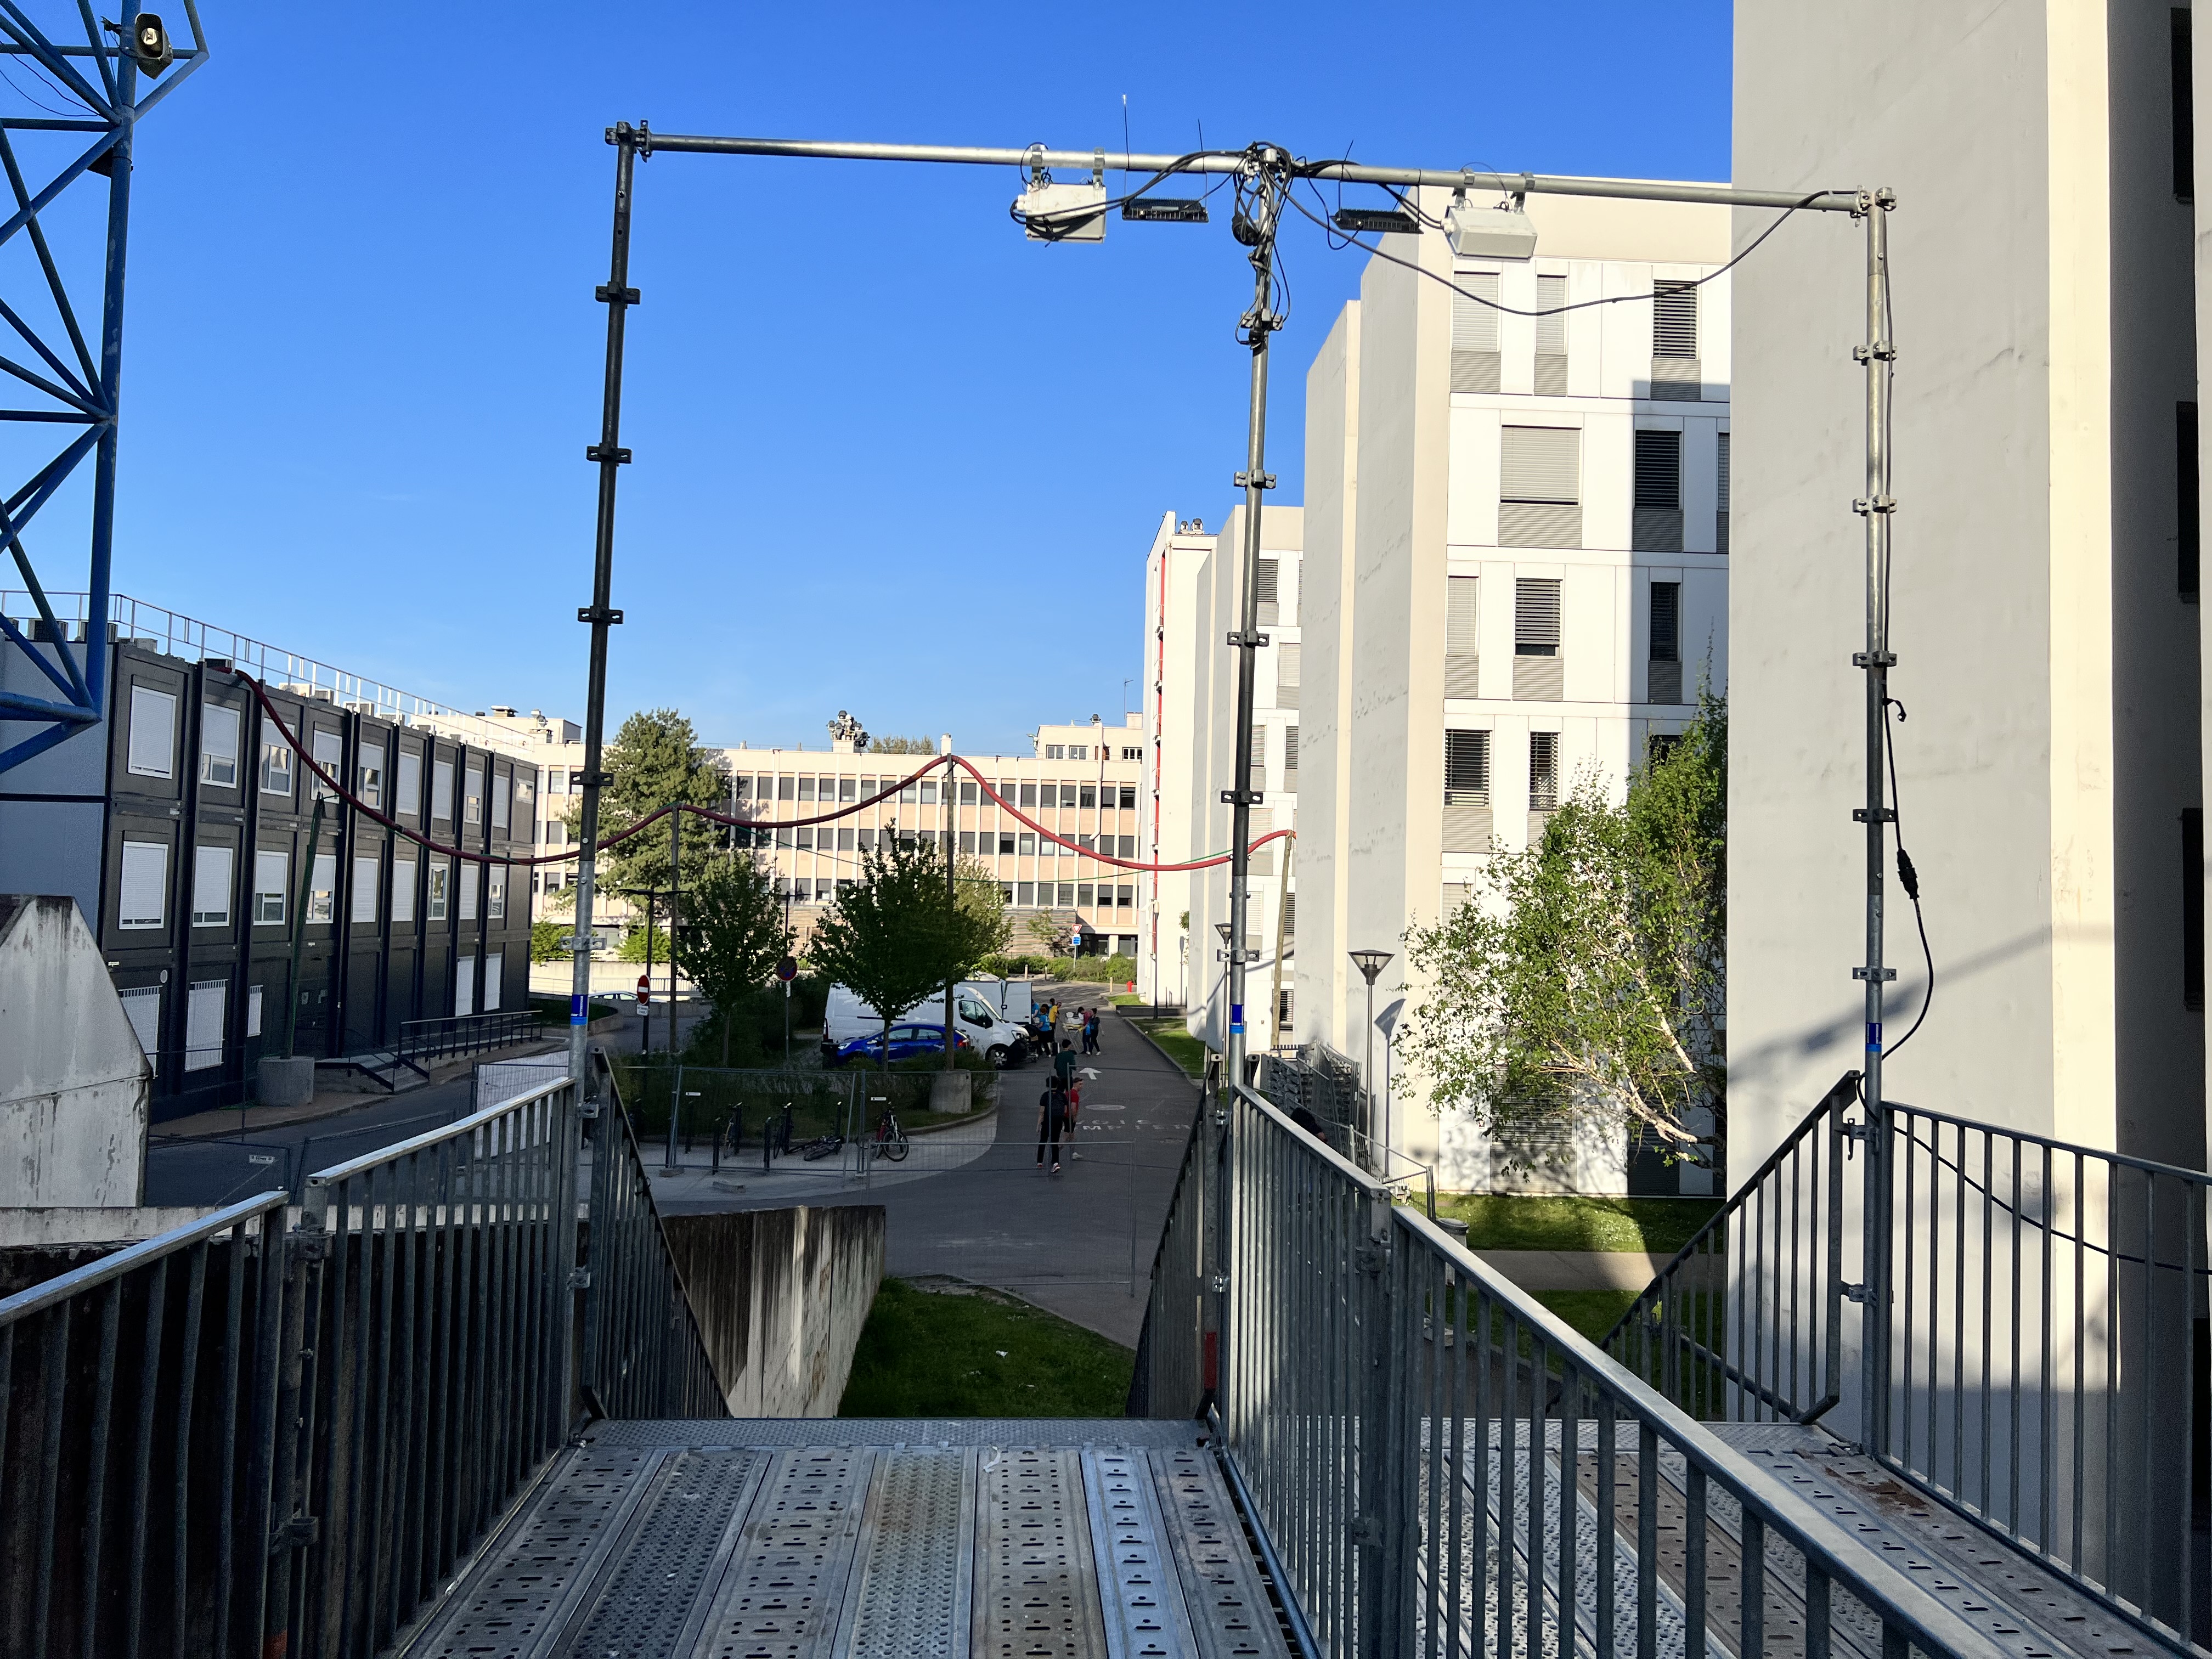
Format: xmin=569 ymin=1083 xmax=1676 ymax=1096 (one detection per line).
xmin=0 ymin=2 xmax=208 ymax=776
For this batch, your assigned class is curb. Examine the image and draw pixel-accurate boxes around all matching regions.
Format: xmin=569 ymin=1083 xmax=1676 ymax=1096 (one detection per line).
xmin=1115 ymin=1009 xmax=1207 ymax=1088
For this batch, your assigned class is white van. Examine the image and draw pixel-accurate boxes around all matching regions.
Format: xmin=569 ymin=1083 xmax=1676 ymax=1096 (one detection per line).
xmin=822 ymin=980 xmax=1035 ymax=1066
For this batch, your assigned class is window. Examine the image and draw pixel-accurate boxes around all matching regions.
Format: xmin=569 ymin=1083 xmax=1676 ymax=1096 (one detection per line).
xmin=492 ymin=771 xmax=511 ymax=832
xmin=837 ymin=826 xmax=855 ymax=850
xmin=464 ymin=764 xmax=483 ymax=825
xmin=1278 ymin=988 xmax=1294 ymax=1030
xmin=1500 ymin=426 xmax=1582 ymax=548
xmin=488 ymin=872 xmax=506 ymax=920
xmin=1077 ymin=883 xmax=1094 ymax=907
xmin=919 ymin=780 xmax=937 ymax=805
xmin=776 ymin=775 xmax=795 ymax=800
xmin=432 ymin=758 xmax=454 ymax=822
xmin=1284 ymin=725 xmax=1300 ymax=781
xmin=1077 ymin=833 xmax=1094 ymax=853
xmin=1444 ymin=730 xmax=1491 ymax=806
xmin=1515 ymin=579 xmax=1562 ymax=657
xmin=1652 ymin=281 xmax=1698 ymax=357
xmin=483 ymin=953 xmax=503 ymax=1013
xmin=1116 ymin=884 xmax=1134 ymax=908
xmin=1018 ymin=832 xmax=1036 ymax=856
xmin=1717 ymin=431 xmax=1732 ymax=554
xmin=127 ymin=686 xmax=176 ymax=778
xmin=2182 ymin=403 xmax=2200 ymax=601
xmin=856 ymin=827 xmax=875 ymax=850
xmin=2177 ymin=8 xmax=2196 ymax=201
xmin=1067 ymin=746 xmax=1087 ymax=762
xmin=308 ymin=853 xmax=336 ymax=923
xmin=900 ymin=781 xmax=918 ymax=804
xmin=351 ymin=857 xmax=379 ymax=924
xmin=119 ymin=839 xmax=167 ymax=928
xmin=1530 ymin=732 xmax=1561 ymax=811
xmin=1282 ymin=891 xmax=1297 ymax=936
xmin=1534 ymin=274 xmax=1567 ymax=357
xmin=1121 ymin=746 xmax=1142 ymax=761
xmin=1651 ymin=582 xmax=1681 ymax=663
xmin=1634 ymin=430 xmax=1682 ymax=510
xmin=455 ymin=955 xmax=476 ymax=1017
xmin=247 ymin=985 xmax=263 ymax=1039
xmin=392 ymin=856 xmax=416 ymax=923
xmin=1647 ymin=732 xmax=1683 ymax=765
xmin=1249 ymin=724 xmax=1267 ymax=790
xmin=397 ymin=749 xmax=422 ymax=815
xmin=1079 ymin=784 xmax=1096 ymax=809
xmin=1278 ymin=641 xmax=1301 ymax=690
xmin=1017 ymin=882 xmax=1035 ymax=905
xmin=1255 ymin=558 xmax=1280 ymax=624
xmin=120 ymin=985 xmax=160 ymax=1057
xmin=427 ymin=859 xmax=450 ymax=921
xmin=259 ymin=719 xmax=293 ymax=796
xmin=516 ymin=772 xmax=535 ymax=822
xmin=839 ymin=777 xmax=858 ymax=801
xmin=2187 ymin=808 xmax=2205 ymax=1010
xmin=1452 ymin=270 xmax=1502 ymax=392
xmin=1118 ymin=785 xmax=1137 ymax=809
xmin=1057 ymin=883 xmax=1075 ymax=906
xmin=1046 ymin=744 xmax=1065 ymax=760
xmin=960 ymin=781 xmax=977 ymax=804
xmin=795 ymin=826 xmax=814 ymax=850
xmin=798 ymin=776 xmax=815 ymax=801
xmin=311 ymin=729 xmax=341 ymax=800
xmin=1118 ymin=835 xmax=1136 ymax=858
xmin=1447 ymin=577 xmax=1481 ymax=687
xmin=200 ymin=703 xmax=240 ymax=787
xmin=999 ymin=834 xmax=1015 ymax=854
xmin=357 ymin=743 xmax=383 ymax=809
xmin=191 ymin=844 xmax=233 ymax=926
xmin=459 ymin=862 xmax=479 ymax=920
xmin=253 ymin=850 xmax=287 ymax=924
xmin=1019 ymin=783 xmax=1037 ymax=808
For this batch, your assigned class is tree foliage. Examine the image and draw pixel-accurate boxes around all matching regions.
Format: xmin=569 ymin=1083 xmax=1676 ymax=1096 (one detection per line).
xmin=867 ymin=735 xmax=937 ymax=754
xmin=1400 ymin=692 xmax=1726 ymax=1156
xmin=806 ymin=839 xmax=1004 ymax=1066
xmin=554 ymin=709 xmax=730 ymax=912
xmin=955 ymin=853 xmax=1013 ymax=960
xmin=673 ymin=857 xmax=793 ymax=1065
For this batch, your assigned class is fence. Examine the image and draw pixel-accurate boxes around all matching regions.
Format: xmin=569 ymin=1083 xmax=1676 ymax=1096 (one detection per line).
xmin=143 ymin=1133 xmax=296 ymax=1208
xmin=1139 ymin=1081 xmax=2019 ymax=1659
xmin=1 ymin=1060 xmax=728 ymax=1659
xmin=395 ymin=1008 xmax=538 ymax=1068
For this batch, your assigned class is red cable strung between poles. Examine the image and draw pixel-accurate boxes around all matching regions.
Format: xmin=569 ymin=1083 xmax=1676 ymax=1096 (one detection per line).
xmin=233 ymin=672 xmax=1292 ymax=873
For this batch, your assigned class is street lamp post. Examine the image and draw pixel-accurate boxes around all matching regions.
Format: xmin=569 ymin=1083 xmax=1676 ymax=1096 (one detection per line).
xmin=1348 ymin=950 xmax=1392 ymax=1170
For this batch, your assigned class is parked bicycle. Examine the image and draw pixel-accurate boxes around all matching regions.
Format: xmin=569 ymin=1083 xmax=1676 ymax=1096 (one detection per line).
xmin=797 ymin=1131 xmax=845 ymax=1161
xmin=871 ymin=1107 xmax=910 ymax=1163
xmin=761 ymin=1101 xmax=794 ymax=1170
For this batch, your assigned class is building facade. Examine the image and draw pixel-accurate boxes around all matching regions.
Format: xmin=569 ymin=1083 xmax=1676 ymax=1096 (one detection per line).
xmin=1730 ymin=3 xmax=2206 ymax=1178
xmin=1141 ymin=514 xmax=1228 ymax=1009
xmin=0 ymin=600 xmax=541 ymax=1121
xmin=1288 ymin=191 xmax=1732 ymax=1190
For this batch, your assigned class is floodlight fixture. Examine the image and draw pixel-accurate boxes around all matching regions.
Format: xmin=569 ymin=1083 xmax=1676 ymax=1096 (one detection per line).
xmin=1331 ymin=206 xmax=1421 ymax=237
xmin=1448 ymin=192 xmax=1537 ymax=260
xmin=106 ymin=11 xmax=171 ymax=74
xmin=1122 ymin=197 xmax=1209 ymax=223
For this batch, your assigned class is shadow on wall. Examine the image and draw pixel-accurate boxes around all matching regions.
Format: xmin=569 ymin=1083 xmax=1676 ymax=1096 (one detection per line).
xmin=661 ymin=1205 xmax=887 ymax=1418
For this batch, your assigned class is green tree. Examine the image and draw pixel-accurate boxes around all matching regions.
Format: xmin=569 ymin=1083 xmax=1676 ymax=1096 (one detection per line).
xmin=955 ymin=853 xmax=1013 ymax=959
xmin=673 ymin=857 xmax=793 ymax=1064
xmin=1023 ymin=909 xmax=1066 ymax=957
xmin=1399 ymin=692 xmax=1726 ymax=1166
xmin=807 ymin=839 xmax=1003 ymax=1069
xmin=555 ymin=709 xmax=730 ymax=913
xmin=867 ymin=735 xmax=937 ymax=754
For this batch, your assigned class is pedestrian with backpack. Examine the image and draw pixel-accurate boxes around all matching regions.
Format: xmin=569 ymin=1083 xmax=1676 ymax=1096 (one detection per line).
xmin=1036 ymin=1039 xmax=1079 ymax=1174
xmin=1083 ymin=1007 xmax=1102 ymax=1054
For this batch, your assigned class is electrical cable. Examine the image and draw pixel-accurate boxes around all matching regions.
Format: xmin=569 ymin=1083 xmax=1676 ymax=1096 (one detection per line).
xmin=1881 ymin=697 xmax=1935 ymax=1059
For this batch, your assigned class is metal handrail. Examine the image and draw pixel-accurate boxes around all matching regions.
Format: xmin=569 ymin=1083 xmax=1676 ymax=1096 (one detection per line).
xmin=1193 ymin=1080 xmax=2015 ymax=1659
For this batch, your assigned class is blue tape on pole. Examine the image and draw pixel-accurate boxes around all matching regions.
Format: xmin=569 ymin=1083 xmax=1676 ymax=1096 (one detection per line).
xmin=1866 ymin=1022 xmax=1881 ymax=1053
xmin=1229 ymin=1002 xmax=1245 ymax=1035
xmin=571 ymin=992 xmax=587 ymax=1026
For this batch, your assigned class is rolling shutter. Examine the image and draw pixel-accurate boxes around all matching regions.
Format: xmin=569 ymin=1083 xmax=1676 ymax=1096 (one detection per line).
xmin=1534 ymin=275 xmax=1567 ymax=356
xmin=192 ymin=844 xmax=233 ymax=926
xmin=185 ymin=980 xmax=226 ymax=1071
xmin=1452 ymin=270 xmax=1501 ymax=353
xmin=127 ymin=686 xmax=176 ymax=778
xmin=1277 ymin=641 xmax=1301 ymax=687
xmin=119 ymin=839 xmax=168 ymax=929
xmin=1501 ymin=427 xmax=1579 ymax=504
xmin=1634 ymin=430 xmax=1683 ymax=510
xmin=1444 ymin=730 xmax=1491 ymax=806
xmin=1514 ymin=579 xmax=1562 ymax=657
xmin=120 ymin=985 xmax=160 ymax=1057
xmin=1651 ymin=582 xmax=1681 ymax=662
xmin=1717 ymin=432 xmax=1731 ymax=513
xmin=1447 ymin=577 xmax=1480 ymax=656
xmin=1529 ymin=731 xmax=1561 ymax=810
xmin=1653 ymin=280 xmax=1698 ymax=357
xmin=352 ymin=857 xmax=379 ymax=924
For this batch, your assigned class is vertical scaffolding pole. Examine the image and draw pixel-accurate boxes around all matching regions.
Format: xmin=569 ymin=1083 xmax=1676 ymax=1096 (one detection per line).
xmin=571 ymin=123 xmax=642 ymax=1088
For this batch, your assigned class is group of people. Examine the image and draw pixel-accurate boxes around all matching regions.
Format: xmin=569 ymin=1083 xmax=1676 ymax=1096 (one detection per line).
xmin=1032 ymin=1000 xmax=1104 ymax=1175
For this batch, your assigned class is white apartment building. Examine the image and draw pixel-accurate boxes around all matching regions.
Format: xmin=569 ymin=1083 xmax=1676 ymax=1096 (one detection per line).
xmin=1729 ymin=4 xmax=2205 ymax=1180
xmin=1291 ymin=191 xmax=1732 ymax=1192
xmin=1141 ymin=514 xmax=1227 ymax=1008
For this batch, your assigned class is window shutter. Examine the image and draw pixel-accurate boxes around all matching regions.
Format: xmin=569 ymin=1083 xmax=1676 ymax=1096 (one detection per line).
xmin=1500 ymin=427 xmax=1580 ymax=503
xmin=1651 ymin=582 xmax=1681 ymax=662
xmin=455 ymin=955 xmax=475 ymax=1017
xmin=1653 ymin=280 xmax=1698 ymax=357
xmin=192 ymin=844 xmax=233 ymax=926
xmin=433 ymin=758 xmax=454 ymax=820
xmin=1283 ymin=725 xmax=1300 ymax=772
xmin=1255 ymin=558 xmax=1279 ymax=624
xmin=119 ymin=839 xmax=168 ymax=928
xmin=1249 ymin=724 xmax=1266 ymax=787
xmin=459 ymin=862 xmax=479 ymax=919
xmin=398 ymin=751 xmax=422 ymax=815
xmin=253 ymin=850 xmax=287 ymax=923
xmin=200 ymin=703 xmax=240 ymax=786
xmin=392 ymin=857 xmax=416 ymax=923
xmin=1534 ymin=275 xmax=1567 ymax=356
xmin=185 ymin=980 xmax=226 ymax=1071
xmin=1282 ymin=891 xmax=1296 ymax=937
xmin=1452 ymin=270 xmax=1501 ymax=353
xmin=1717 ymin=432 xmax=1731 ymax=514
xmin=1514 ymin=578 xmax=1563 ymax=657
xmin=352 ymin=857 xmax=379 ymax=924
xmin=311 ymin=854 xmax=336 ymax=922
xmin=484 ymin=953 xmax=503 ymax=1013
xmin=1447 ymin=577 xmax=1480 ymax=656
xmin=1529 ymin=731 xmax=1561 ymax=811
xmin=1444 ymin=730 xmax=1491 ymax=805
xmin=1277 ymin=641 xmax=1301 ymax=687
xmin=247 ymin=985 xmax=263 ymax=1039
xmin=120 ymin=985 xmax=161 ymax=1057
xmin=492 ymin=772 xmax=511 ymax=831
xmin=311 ymin=729 xmax=342 ymax=797
xmin=1634 ymin=430 xmax=1683 ymax=510
xmin=127 ymin=686 xmax=176 ymax=778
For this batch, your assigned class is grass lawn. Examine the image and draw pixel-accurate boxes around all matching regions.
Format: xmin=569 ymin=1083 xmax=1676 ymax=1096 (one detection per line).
xmin=1130 ymin=1017 xmax=1211 ymax=1080
xmin=1530 ymin=1289 xmax=1641 ymax=1344
xmin=1434 ymin=1194 xmax=1722 ymax=1254
xmin=838 ymin=1278 xmax=1135 ymax=1417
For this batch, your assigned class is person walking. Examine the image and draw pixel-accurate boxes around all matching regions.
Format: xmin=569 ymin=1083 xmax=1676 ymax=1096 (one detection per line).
xmin=1036 ymin=1039 xmax=1079 ymax=1174
xmin=1083 ymin=1007 xmax=1102 ymax=1054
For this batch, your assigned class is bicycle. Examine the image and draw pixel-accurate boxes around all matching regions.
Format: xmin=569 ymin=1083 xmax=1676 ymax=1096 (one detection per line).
xmin=798 ymin=1131 xmax=845 ymax=1161
xmin=871 ymin=1108 xmax=910 ymax=1163
xmin=762 ymin=1101 xmax=794 ymax=1170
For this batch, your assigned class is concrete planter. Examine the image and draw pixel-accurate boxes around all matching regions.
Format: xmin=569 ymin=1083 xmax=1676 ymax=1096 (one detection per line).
xmin=257 ymin=1055 xmax=317 ymax=1109
xmin=927 ymin=1071 xmax=973 ymax=1115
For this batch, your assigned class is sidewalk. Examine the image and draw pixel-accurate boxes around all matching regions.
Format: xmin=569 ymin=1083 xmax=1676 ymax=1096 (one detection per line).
xmin=650 ymin=1103 xmax=1001 ymax=1211
xmin=156 ymin=1036 xmax=568 ymax=1139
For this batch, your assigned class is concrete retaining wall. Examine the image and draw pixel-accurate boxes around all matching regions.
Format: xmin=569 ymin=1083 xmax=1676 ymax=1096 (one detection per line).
xmin=661 ymin=1205 xmax=884 ymax=1418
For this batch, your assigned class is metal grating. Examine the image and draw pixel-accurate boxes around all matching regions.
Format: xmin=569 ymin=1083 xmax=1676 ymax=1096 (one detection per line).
xmin=413 ymin=1447 xmax=664 ymax=1658
xmin=1152 ymin=1449 xmax=1285 ymax=1658
xmin=975 ymin=1448 xmax=1110 ymax=1659
xmin=1085 ymin=1449 xmax=1200 ymax=1659
xmin=687 ymin=1448 xmax=876 ymax=1659
xmin=586 ymin=1418 xmax=1207 ymax=1451
xmin=835 ymin=1449 xmax=978 ymax=1657
xmin=563 ymin=1449 xmax=767 ymax=1658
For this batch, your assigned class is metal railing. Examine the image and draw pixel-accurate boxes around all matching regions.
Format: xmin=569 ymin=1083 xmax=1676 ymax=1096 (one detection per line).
xmin=1601 ymin=1071 xmax=1857 ymax=1423
xmin=1126 ymin=1108 xmax=1213 ymax=1421
xmin=579 ymin=1053 xmax=730 ymax=1420
xmin=1163 ymin=1082 xmax=2017 ymax=1659
xmin=0 ymin=1194 xmax=299 ymax=1659
xmin=396 ymin=1008 xmax=539 ymax=1067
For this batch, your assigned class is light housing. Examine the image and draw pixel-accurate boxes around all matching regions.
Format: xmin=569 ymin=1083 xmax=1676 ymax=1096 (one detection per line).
xmin=1448 ymin=195 xmax=1537 ymax=260
xmin=1014 ymin=178 xmax=1107 ymax=242
xmin=1348 ymin=948 xmax=1393 ymax=985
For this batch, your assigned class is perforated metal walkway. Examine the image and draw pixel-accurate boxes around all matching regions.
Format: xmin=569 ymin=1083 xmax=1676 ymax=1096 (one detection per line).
xmin=409 ymin=1419 xmax=1291 ymax=1659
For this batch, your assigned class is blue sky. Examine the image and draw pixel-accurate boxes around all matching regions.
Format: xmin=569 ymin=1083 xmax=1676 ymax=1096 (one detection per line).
xmin=54 ymin=1 xmax=1729 ymax=754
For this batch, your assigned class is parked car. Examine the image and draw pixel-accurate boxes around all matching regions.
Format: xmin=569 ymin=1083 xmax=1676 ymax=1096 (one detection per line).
xmin=827 ymin=1022 xmax=973 ymax=1067
xmin=822 ymin=982 xmax=1033 ymax=1067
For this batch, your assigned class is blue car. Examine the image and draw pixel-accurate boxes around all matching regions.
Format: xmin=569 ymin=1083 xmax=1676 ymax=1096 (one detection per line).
xmin=828 ymin=1023 xmax=972 ymax=1067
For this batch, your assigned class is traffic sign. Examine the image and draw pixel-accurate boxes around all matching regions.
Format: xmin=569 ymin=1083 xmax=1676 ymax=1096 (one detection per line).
xmin=635 ymin=974 xmax=651 ymax=1010
xmin=558 ymin=933 xmax=611 ymax=954
xmin=775 ymin=955 xmax=798 ymax=983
